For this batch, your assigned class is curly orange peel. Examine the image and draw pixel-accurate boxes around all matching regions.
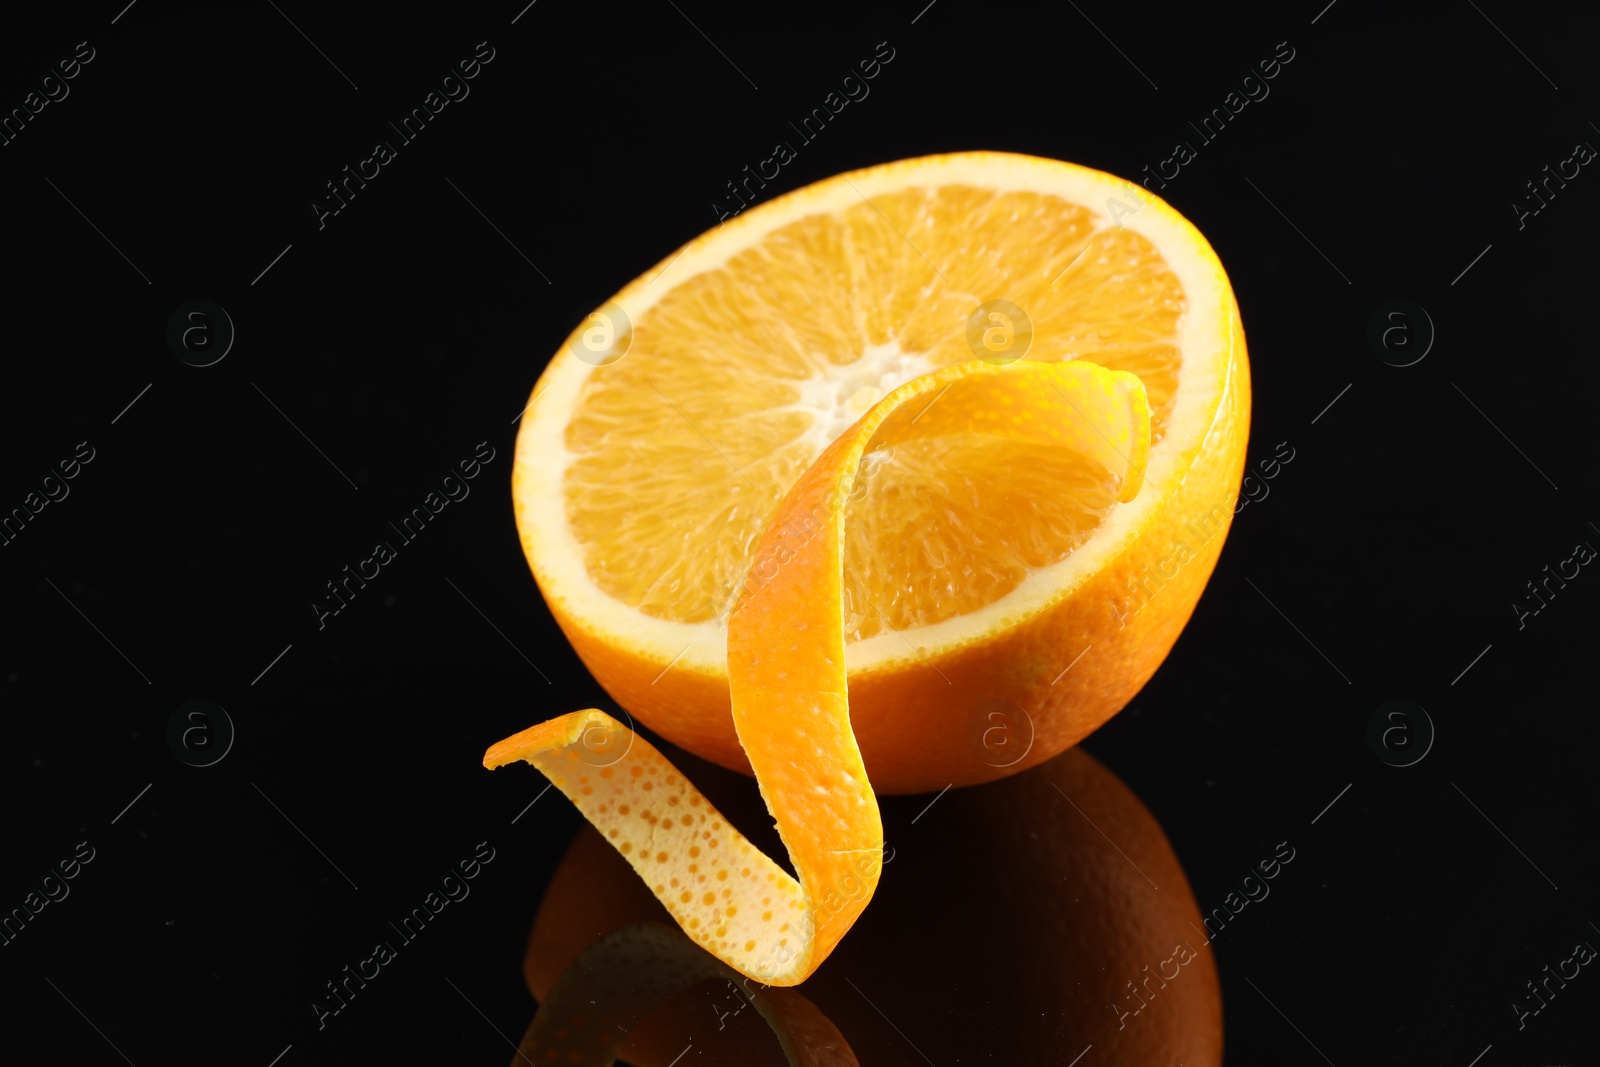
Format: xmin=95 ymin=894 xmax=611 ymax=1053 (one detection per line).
xmin=485 ymin=358 xmax=1150 ymax=984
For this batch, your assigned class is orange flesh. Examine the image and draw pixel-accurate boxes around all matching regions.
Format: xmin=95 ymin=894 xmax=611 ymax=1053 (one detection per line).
xmin=561 ymin=187 xmax=1182 ymax=630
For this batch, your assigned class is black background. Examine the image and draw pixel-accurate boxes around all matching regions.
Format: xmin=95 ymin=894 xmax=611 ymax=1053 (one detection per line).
xmin=2 ymin=1 xmax=1597 ymax=1064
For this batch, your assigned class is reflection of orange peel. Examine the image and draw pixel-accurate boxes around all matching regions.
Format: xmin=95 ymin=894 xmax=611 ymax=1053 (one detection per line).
xmin=518 ymin=921 xmax=858 ymax=1067
xmin=485 ymin=359 xmax=1150 ymax=984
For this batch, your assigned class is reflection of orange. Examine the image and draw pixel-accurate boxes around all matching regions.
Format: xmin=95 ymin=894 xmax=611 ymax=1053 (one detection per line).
xmin=519 ymin=923 xmax=856 ymax=1067
xmin=524 ymin=742 xmax=1222 ymax=1066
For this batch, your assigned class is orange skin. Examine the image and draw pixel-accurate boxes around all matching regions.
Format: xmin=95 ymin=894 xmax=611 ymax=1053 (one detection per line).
xmin=524 ymin=741 xmax=1223 ymax=1066
xmin=541 ymin=296 xmax=1249 ymax=796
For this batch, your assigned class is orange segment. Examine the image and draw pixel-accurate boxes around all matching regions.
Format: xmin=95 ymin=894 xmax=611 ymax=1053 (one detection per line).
xmin=489 ymin=359 xmax=1150 ymax=984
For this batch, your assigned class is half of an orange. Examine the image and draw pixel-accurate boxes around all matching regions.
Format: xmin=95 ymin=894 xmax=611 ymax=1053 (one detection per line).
xmin=487 ymin=151 xmax=1249 ymax=984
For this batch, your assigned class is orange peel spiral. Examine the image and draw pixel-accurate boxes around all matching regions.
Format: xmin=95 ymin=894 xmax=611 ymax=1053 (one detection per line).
xmin=486 ymin=358 xmax=1150 ymax=984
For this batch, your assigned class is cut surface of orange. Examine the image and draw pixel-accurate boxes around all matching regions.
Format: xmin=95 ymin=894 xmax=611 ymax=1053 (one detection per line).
xmin=489 ymin=151 xmax=1250 ymax=983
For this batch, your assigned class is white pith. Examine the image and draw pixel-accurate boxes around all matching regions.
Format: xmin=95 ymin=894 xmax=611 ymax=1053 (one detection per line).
xmin=785 ymin=342 xmax=939 ymax=456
